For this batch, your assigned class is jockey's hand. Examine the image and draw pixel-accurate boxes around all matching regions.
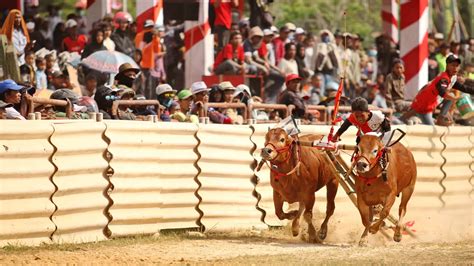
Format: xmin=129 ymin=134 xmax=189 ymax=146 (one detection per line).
xmin=330 ymin=134 xmax=339 ymax=143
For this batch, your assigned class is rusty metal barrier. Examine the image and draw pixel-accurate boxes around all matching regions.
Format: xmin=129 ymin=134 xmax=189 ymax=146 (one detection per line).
xmin=111 ymin=100 xmax=162 ymax=120
xmin=204 ymin=102 xmax=248 ymax=122
xmin=0 ymin=121 xmax=56 ymax=246
xmin=196 ymin=124 xmax=265 ymax=231
xmin=49 ymin=121 xmax=110 ymax=243
xmin=28 ymin=97 xmax=73 ymax=119
xmin=326 ymin=106 xmax=394 ymax=122
xmin=248 ymin=103 xmax=290 ymax=124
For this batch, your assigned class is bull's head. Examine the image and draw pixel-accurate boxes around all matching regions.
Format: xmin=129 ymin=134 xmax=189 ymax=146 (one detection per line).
xmin=260 ymin=128 xmax=293 ymax=162
xmin=354 ymin=134 xmax=384 ymax=174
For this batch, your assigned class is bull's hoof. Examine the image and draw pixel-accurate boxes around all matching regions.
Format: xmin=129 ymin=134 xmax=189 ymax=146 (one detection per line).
xmin=318 ymin=228 xmax=327 ymax=240
xmin=369 ymin=224 xmax=380 ymax=234
xmin=393 ymin=232 xmax=402 ymax=242
xmin=292 ymin=227 xmax=299 ymax=237
xmin=359 ymin=238 xmax=368 ymax=247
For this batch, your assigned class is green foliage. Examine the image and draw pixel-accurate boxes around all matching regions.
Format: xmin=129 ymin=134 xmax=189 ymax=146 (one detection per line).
xmin=269 ymin=0 xmax=382 ymax=46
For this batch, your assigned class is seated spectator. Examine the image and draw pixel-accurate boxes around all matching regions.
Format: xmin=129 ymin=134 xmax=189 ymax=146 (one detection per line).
xmin=0 ymin=100 xmax=13 ymax=119
xmin=209 ymin=84 xmax=223 ymax=102
xmin=171 ymin=89 xmax=198 ymax=123
xmin=219 ymin=81 xmax=243 ymax=124
xmin=81 ymin=72 xmax=98 ymax=97
xmin=81 ymin=28 xmax=106 ymax=59
xmin=214 ymin=31 xmax=247 ymax=75
xmin=62 ymin=19 xmax=87 ymax=54
xmin=305 ymin=74 xmax=324 ymax=105
xmin=190 ymin=81 xmax=231 ymax=124
xmin=50 ymin=89 xmax=89 ymax=119
xmin=115 ymin=87 xmax=136 ymax=120
xmin=48 ymin=71 xmax=71 ymax=91
xmin=248 ymin=95 xmax=270 ymax=120
xmin=94 ymin=85 xmax=120 ymax=119
xmin=35 ymin=56 xmax=48 ymax=90
xmin=278 ymin=42 xmax=299 ymax=76
xmin=278 ymin=74 xmax=309 ymax=120
xmin=0 ymin=79 xmax=26 ymax=120
xmin=367 ymin=86 xmax=388 ymax=109
xmin=155 ymin=84 xmax=177 ymax=122
xmin=45 ymin=52 xmax=59 ymax=84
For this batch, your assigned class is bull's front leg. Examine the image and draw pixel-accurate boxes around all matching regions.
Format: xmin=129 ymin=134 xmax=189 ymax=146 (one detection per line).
xmin=273 ymin=190 xmax=298 ymax=220
xmin=369 ymin=193 xmax=396 ymax=234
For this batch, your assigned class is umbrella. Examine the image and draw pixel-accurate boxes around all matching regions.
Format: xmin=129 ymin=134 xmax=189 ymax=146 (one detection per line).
xmin=81 ymin=50 xmax=139 ymax=74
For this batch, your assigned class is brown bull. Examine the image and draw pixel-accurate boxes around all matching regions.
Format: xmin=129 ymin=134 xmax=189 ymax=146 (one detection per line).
xmin=353 ymin=133 xmax=417 ymax=245
xmin=259 ymin=128 xmax=338 ymax=242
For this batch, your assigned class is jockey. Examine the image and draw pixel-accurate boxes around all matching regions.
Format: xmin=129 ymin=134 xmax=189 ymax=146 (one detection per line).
xmin=331 ymin=97 xmax=391 ymax=143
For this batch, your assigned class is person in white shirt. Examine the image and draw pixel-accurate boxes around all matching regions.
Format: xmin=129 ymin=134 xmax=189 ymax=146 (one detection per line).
xmin=278 ymin=42 xmax=298 ymax=76
xmin=0 ymin=9 xmax=30 ymax=65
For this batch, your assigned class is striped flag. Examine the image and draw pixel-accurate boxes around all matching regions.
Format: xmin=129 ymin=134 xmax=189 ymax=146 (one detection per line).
xmin=400 ymin=0 xmax=429 ymax=99
xmin=184 ymin=0 xmax=214 ymax=87
xmin=86 ymin=0 xmax=111 ymax=31
xmin=136 ymin=0 xmax=163 ymax=33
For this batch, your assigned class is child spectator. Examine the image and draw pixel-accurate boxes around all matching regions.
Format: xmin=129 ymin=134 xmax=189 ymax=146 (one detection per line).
xmin=385 ymin=59 xmax=411 ymax=112
xmin=21 ymin=50 xmax=36 ymax=86
xmin=35 ymin=57 xmax=48 ymax=90
xmin=331 ymin=97 xmax=391 ymax=143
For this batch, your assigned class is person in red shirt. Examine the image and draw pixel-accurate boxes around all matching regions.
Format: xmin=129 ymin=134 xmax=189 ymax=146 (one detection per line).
xmin=273 ymin=25 xmax=290 ymax=66
xmin=402 ymin=54 xmax=473 ymax=125
xmin=62 ymin=19 xmax=87 ymax=54
xmin=214 ymin=0 xmax=239 ymax=53
xmin=331 ymin=97 xmax=391 ymax=143
xmin=214 ymin=31 xmax=246 ymax=74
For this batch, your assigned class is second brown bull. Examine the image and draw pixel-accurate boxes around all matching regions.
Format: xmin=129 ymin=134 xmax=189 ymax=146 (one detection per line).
xmin=259 ymin=128 xmax=339 ymax=243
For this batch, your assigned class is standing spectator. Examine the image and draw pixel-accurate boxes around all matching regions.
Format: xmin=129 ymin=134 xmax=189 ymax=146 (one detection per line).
xmin=273 ymin=25 xmax=290 ymax=66
xmin=135 ymin=20 xmax=161 ymax=99
xmin=294 ymin=28 xmax=306 ymax=45
xmin=0 ymin=80 xmax=25 ymax=120
xmin=0 ymin=9 xmax=30 ymax=65
xmin=214 ymin=31 xmax=246 ymax=74
xmin=45 ymin=53 xmax=59 ymax=84
xmin=35 ymin=57 xmax=48 ymax=90
xmin=102 ymin=23 xmax=116 ymax=51
xmin=27 ymin=21 xmax=45 ymax=52
xmin=111 ymin=15 xmax=135 ymax=58
xmin=172 ymin=89 xmax=198 ymax=123
xmin=435 ymin=43 xmax=450 ymax=73
xmin=312 ymin=30 xmax=339 ymax=90
xmin=62 ymin=19 xmax=88 ymax=54
xmin=81 ymin=29 xmax=106 ymax=59
xmin=278 ymin=74 xmax=307 ymax=119
xmin=295 ymin=43 xmax=312 ymax=79
xmin=21 ymin=50 xmax=36 ymax=86
xmin=214 ymin=0 xmax=238 ymax=53
xmin=262 ymin=29 xmax=276 ymax=66
xmin=385 ymin=59 xmax=411 ymax=113
xmin=303 ymin=33 xmax=315 ymax=71
xmin=278 ymin=42 xmax=298 ymax=76
xmin=53 ymin=22 xmax=66 ymax=51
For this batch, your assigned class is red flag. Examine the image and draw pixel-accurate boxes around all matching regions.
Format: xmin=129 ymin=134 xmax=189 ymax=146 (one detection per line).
xmin=331 ymin=78 xmax=344 ymax=125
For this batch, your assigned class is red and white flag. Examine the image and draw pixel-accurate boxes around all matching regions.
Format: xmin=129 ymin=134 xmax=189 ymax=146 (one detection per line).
xmin=184 ymin=0 xmax=213 ymax=87
xmin=381 ymin=0 xmax=399 ymax=44
xmin=86 ymin=0 xmax=111 ymax=31
xmin=136 ymin=0 xmax=163 ymax=33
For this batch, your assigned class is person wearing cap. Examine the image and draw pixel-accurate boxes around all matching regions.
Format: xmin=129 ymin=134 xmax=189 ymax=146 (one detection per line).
xmin=189 ymin=81 xmax=231 ymax=124
xmin=384 ymin=59 xmax=411 ymax=113
xmin=62 ymin=19 xmax=88 ymax=54
xmin=219 ymin=81 xmax=243 ymax=124
xmin=0 ymin=9 xmax=30 ymax=65
xmin=0 ymin=79 xmax=26 ymax=120
xmin=0 ymin=100 xmax=14 ymax=119
xmin=273 ymin=25 xmax=291 ymax=66
xmin=213 ymin=0 xmax=239 ymax=52
xmin=114 ymin=62 xmax=140 ymax=90
xmin=94 ymin=85 xmax=121 ymax=119
xmin=233 ymin=84 xmax=252 ymax=105
xmin=311 ymin=29 xmax=339 ymax=91
xmin=278 ymin=74 xmax=307 ymax=119
xmin=48 ymin=70 xmax=71 ymax=91
xmin=294 ymin=27 xmax=306 ymax=44
xmin=263 ymin=28 xmax=276 ymax=66
xmin=50 ymin=89 xmax=89 ymax=119
xmin=81 ymin=28 xmax=107 ymax=59
xmin=155 ymin=84 xmax=177 ymax=122
xmin=111 ymin=14 xmax=136 ymax=58
xmin=435 ymin=43 xmax=450 ymax=73
xmin=331 ymin=97 xmax=391 ymax=143
xmin=403 ymin=54 xmax=473 ymax=125
xmin=171 ymin=89 xmax=198 ymax=123
xmin=214 ymin=31 xmax=247 ymax=75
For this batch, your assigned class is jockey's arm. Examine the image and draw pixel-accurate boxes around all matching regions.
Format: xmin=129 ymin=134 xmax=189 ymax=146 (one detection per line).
xmin=380 ymin=117 xmax=391 ymax=133
xmin=331 ymin=119 xmax=352 ymax=142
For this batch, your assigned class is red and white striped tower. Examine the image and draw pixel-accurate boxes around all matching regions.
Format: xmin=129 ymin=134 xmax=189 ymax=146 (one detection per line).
xmin=400 ymin=0 xmax=429 ymax=100
xmin=381 ymin=0 xmax=399 ymax=44
xmin=184 ymin=0 xmax=213 ymax=87
xmin=136 ymin=0 xmax=163 ymax=33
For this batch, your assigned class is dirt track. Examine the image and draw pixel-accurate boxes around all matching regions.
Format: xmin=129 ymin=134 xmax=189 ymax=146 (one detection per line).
xmin=1 ymin=228 xmax=473 ymax=265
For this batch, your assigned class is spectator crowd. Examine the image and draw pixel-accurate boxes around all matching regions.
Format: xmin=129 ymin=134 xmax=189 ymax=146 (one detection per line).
xmin=0 ymin=1 xmax=473 ymax=126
